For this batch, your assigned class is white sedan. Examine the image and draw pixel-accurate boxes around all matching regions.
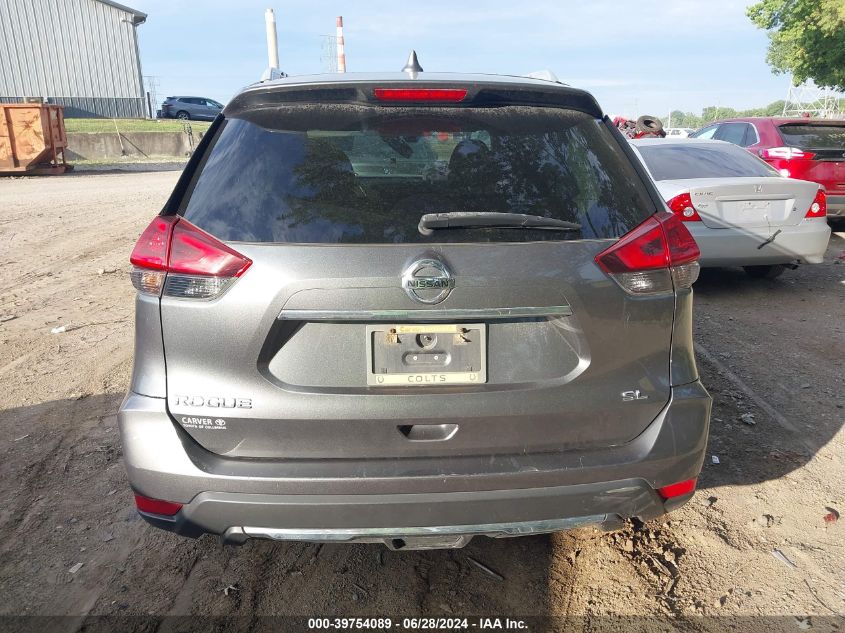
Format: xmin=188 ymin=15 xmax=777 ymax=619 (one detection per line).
xmin=630 ymin=138 xmax=831 ymax=278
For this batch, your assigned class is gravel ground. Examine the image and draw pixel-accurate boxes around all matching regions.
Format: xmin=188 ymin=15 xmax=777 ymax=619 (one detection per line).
xmin=0 ymin=172 xmax=843 ymax=631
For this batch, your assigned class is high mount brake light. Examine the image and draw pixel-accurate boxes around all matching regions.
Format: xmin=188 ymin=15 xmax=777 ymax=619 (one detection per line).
xmin=595 ymin=213 xmax=700 ymax=295
xmin=666 ymin=192 xmax=702 ymax=222
xmin=129 ymin=216 xmax=252 ymax=299
xmin=373 ymin=88 xmax=468 ymax=102
xmin=805 ymin=189 xmax=827 ymax=219
xmin=759 ymin=146 xmax=816 ymax=161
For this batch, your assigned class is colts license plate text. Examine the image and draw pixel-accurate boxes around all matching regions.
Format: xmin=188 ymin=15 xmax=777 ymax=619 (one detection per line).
xmin=366 ymin=323 xmax=487 ymax=386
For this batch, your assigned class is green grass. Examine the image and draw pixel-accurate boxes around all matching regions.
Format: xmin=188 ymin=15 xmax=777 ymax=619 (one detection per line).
xmin=64 ymin=118 xmax=212 ymax=134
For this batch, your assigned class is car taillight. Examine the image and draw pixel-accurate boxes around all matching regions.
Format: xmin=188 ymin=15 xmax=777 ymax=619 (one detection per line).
xmin=805 ymin=189 xmax=827 ymax=219
xmin=759 ymin=146 xmax=816 ymax=161
xmin=373 ymin=88 xmax=468 ymax=102
xmin=595 ymin=213 xmax=700 ymax=294
xmin=657 ymin=478 xmax=697 ymax=500
xmin=666 ymin=191 xmax=702 ymax=222
xmin=134 ymin=493 xmax=182 ymax=516
xmin=129 ymin=216 xmax=251 ymax=299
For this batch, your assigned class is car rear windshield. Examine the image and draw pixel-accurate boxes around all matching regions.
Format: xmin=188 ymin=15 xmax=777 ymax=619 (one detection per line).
xmin=180 ymin=104 xmax=653 ymax=243
xmin=778 ymin=123 xmax=845 ymax=149
xmin=636 ymin=143 xmax=779 ymax=181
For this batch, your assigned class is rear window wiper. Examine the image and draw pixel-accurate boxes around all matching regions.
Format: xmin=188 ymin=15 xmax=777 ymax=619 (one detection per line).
xmin=418 ymin=212 xmax=581 ymax=236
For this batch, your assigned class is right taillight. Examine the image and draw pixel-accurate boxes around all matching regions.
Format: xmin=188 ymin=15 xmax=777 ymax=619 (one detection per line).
xmin=805 ymin=189 xmax=827 ymax=219
xmin=666 ymin=191 xmax=702 ymax=222
xmin=595 ymin=213 xmax=700 ymax=295
xmin=129 ymin=216 xmax=251 ymax=299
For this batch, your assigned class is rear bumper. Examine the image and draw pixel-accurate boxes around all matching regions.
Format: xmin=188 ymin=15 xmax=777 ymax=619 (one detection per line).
xmin=118 ymin=381 xmax=711 ymax=548
xmin=827 ymin=195 xmax=845 ymax=217
xmin=689 ymin=221 xmax=831 ymax=266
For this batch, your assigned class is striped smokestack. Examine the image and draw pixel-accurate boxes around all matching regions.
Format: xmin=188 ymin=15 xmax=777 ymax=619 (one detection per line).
xmin=336 ymin=16 xmax=346 ymax=73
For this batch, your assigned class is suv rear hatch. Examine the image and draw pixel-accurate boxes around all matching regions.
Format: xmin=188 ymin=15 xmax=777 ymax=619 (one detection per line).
xmin=777 ymin=122 xmax=845 ymax=196
xmin=148 ymin=81 xmax=685 ymax=461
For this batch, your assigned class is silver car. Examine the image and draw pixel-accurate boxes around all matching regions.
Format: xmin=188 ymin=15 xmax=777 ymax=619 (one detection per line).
xmin=120 ymin=69 xmax=711 ymax=550
xmin=160 ymin=96 xmax=224 ymax=121
xmin=631 ymin=138 xmax=831 ymax=278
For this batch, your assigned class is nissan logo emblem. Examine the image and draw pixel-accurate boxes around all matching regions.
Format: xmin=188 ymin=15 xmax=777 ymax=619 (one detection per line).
xmin=402 ymin=258 xmax=455 ymax=304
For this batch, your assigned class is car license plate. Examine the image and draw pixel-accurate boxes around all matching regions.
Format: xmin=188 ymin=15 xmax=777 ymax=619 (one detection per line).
xmin=741 ymin=200 xmax=771 ymax=210
xmin=366 ymin=323 xmax=487 ymax=386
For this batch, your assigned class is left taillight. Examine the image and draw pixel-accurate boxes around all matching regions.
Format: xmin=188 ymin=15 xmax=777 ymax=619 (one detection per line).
xmin=595 ymin=212 xmax=700 ymax=295
xmin=666 ymin=191 xmax=702 ymax=222
xmin=759 ymin=146 xmax=815 ymax=161
xmin=130 ymin=216 xmax=252 ymax=299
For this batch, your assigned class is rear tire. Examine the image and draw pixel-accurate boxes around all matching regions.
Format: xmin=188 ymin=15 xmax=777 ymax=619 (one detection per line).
xmin=743 ymin=264 xmax=787 ymax=279
xmin=636 ymin=115 xmax=664 ymax=135
xmin=176 ymin=111 xmax=190 ymax=120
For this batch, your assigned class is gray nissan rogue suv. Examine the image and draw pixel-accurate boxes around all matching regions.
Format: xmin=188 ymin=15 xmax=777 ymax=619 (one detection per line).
xmin=120 ymin=68 xmax=711 ymax=550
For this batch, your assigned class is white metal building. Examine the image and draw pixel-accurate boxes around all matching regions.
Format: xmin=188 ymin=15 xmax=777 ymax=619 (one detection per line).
xmin=0 ymin=0 xmax=148 ymax=118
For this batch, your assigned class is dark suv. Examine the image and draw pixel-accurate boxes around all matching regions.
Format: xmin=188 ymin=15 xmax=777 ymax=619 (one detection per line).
xmin=160 ymin=96 xmax=224 ymax=121
xmin=121 ymin=68 xmax=711 ymax=550
xmin=692 ymin=117 xmax=845 ymax=217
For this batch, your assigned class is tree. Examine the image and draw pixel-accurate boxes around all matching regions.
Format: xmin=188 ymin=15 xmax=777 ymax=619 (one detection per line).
xmin=747 ymin=0 xmax=845 ymax=91
xmin=701 ymin=106 xmax=738 ymax=122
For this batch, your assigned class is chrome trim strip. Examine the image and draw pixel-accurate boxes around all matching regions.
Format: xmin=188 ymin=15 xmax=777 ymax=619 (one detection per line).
xmin=239 ymin=514 xmax=607 ymax=543
xmin=278 ymin=305 xmax=573 ymax=321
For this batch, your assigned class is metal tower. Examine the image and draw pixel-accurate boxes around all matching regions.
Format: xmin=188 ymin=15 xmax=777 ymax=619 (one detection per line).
xmin=782 ymin=82 xmax=843 ymax=118
xmin=320 ymin=35 xmax=338 ymax=73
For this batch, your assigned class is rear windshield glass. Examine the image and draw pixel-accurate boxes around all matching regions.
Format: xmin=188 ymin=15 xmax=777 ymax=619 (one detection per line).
xmin=778 ymin=124 xmax=845 ymax=149
xmin=181 ymin=105 xmax=653 ymax=243
xmin=636 ymin=143 xmax=779 ymax=181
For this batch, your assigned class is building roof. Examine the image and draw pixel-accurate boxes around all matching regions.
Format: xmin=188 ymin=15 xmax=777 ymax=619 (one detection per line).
xmin=94 ymin=0 xmax=147 ymax=25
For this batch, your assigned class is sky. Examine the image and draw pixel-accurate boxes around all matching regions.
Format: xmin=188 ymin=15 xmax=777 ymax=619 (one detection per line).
xmin=128 ymin=0 xmax=796 ymax=117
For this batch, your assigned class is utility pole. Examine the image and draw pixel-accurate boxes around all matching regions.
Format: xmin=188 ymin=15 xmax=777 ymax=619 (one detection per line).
xmin=336 ymin=16 xmax=346 ymax=73
xmin=143 ymin=75 xmax=159 ymax=119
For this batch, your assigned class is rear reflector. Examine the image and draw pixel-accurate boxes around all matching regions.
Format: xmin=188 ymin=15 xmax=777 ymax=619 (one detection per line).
xmin=657 ymin=478 xmax=697 ymax=499
xmin=373 ymin=88 xmax=467 ymax=102
xmin=129 ymin=216 xmax=252 ymax=299
xmin=666 ymin=192 xmax=702 ymax=222
xmin=134 ymin=493 xmax=183 ymax=516
xmin=805 ymin=189 xmax=827 ymax=219
xmin=595 ymin=213 xmax=700 ymax=294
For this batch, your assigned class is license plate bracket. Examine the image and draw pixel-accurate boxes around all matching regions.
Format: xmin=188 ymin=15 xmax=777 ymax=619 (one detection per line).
xmin=366 ymin=323 xmax=487 ymax=386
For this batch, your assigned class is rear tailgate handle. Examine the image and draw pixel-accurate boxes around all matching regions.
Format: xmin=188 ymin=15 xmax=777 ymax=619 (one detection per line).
xmin=278 ymin=305 xmax=573 ymax=321
xmin=398 ymin=424 xmax=458 ymax=441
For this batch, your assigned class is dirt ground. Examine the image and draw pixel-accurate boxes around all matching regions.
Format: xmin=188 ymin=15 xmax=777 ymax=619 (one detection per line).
xmin=0 ymin=172 xmax=843 ymax=631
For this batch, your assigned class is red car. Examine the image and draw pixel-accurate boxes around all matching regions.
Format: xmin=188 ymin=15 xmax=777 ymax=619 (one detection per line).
xmin=691 ymin=118 xmax=845 ymax=218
